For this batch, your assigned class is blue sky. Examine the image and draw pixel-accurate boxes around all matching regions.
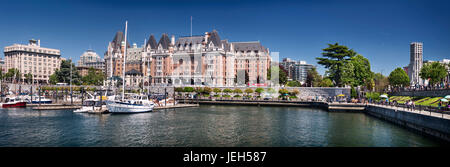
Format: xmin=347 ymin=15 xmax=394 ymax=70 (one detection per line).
xmin=1 ymin=0 xmax=449 ymax=75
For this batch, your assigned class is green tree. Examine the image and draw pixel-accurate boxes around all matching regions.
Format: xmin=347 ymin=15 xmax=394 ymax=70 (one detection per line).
xmin=319 ymin=78 xmax=333 ymax=87
xmin=213 ymin=88 xmax=222 ymax=95
xmin=286 ymin=80 xmax=301 ymax=87
xmin=174 ymin=87 xmax=184 ymax=92
xmin=244 ymin=88 xmax=254 ymax=96
xmin=81 ymin=67 xmax=105 ymax=86
xmin=351 ymin=86 xmax=357 ymax=98
xmin=267 ymin=65 xmax=287 ymax=85
xmin=49 ymin=73 xmax=58 ymax=85
xmin=388 ymin=68 xmax=410 ymax=87
xmin=346 ymin=54 xmax=373 ymax=86
xmin=373 ymin=73 xmax=388 ymax=92
xmin=306 ymin=67 xmax=322 ymax=87
xmin=223 ymin=88 xmax=233 ymax=95
xmin=233 ymin=88 xmax=243 ymax=94
xmin=183 ymin=87 xmax=194 ymax=92
xmin=24 ymin=73 xmax=33 ymax=84
xmin=5 ymin=68 xmax=21 ymax=83
xmin=316 ymin=43 xmax=357 ymax=87
xmin=267 ymin=88 xmax=276 ymax=94
xmin=419 ymin=62 xmax=448 ymax=85
xmin=278 ymin=89 xmax=289 ymax=97
xmin=52 ymin=60 xmax=81 ymax=85
xmin=255 ymin=88 xmax=264 ymax=96
xmin=203 ymin=87 xmax=212 ymax=95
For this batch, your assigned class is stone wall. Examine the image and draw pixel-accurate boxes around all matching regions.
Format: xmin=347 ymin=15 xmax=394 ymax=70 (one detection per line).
xmin=365 ymin=105 xmax=450 ymax=142
xmin=388 ymin=89 xmax=450 ymax=97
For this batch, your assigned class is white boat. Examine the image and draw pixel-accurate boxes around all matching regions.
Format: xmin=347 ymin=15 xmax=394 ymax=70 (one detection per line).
xmin=107 ymin=94 xmax=155 ymax=113
xmin=106 ymin=21 xmax=155 ymax=114
xmin=0 ymin=96 xmax=27 ymax=108
xmin=155 ymin=98 xmax=177 ymax=106
xmin=74 ymin=100 xmax=106 ymax=113
xmin=23 ymin=95 xmax=53 ymax=104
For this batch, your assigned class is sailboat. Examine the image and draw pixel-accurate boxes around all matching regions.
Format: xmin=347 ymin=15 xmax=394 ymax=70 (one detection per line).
xmin=106 ymin=21 xmax=155 ymax=113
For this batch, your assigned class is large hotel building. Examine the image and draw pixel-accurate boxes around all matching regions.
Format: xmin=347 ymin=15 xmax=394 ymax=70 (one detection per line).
xmin=3 ymin=39 xmax=62 ymax=84
xmin=105 ymin=30 xmax=271 ymax=87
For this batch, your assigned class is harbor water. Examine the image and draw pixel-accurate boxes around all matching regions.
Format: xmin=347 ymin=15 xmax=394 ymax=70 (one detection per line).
xmin=0 ymin=105 xmax=447 ymax=146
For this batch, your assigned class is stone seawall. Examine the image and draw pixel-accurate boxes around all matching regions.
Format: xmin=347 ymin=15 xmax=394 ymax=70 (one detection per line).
xmin=365 ymin=105 xmax=450 ymax=142
xmin=388 ymin=89 xmax=450 ymax=97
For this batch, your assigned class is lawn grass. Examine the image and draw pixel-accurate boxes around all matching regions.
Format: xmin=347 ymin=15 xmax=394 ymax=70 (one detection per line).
xmin=415 ymin=97 xmax=442 ymax=107
xmin=387 ymin=96 xmax=444 ymax=107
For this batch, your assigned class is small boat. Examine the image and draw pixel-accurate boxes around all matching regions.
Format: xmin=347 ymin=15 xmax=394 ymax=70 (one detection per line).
xmin=0 ymin=97 xmax=27 ymax=108
xmin=24 ymin=96 xmax=53 ymax=104
xmin=107 ymin=94 xmax=155 ymax=113
xmin=155 ymin=98 xmax=177 ymax=106
xmin=74 ymin=100 xmax=106 ymax=113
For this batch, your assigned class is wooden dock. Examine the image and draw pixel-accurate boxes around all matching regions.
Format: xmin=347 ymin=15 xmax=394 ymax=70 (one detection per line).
xmin=32 ymin=105 xmax=82 ymax=110
xmin=154 ymin=104 xmax=199 ymax=110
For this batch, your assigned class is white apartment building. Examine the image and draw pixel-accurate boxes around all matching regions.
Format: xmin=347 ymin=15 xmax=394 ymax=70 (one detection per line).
xmin=3 ymin=39 xmax=61 ymax=84
xmin=409 ymin=42 xmax=423 ymax=86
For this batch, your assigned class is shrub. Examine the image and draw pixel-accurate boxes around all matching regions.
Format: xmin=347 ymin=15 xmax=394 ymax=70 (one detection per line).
xmin=223 ymin=88 xmax=233 ymax=94
xmin=233 ymin=95 xmax=241 ymax=98
xmin=213 ymin=88 xmax=222 ymax=94
xmin=244 ymin=88 xmax=254 ymax=94
xmin=223 ymin=95 xmax=231 ymax=97
xmin=233 ymin=88 xmax=243 ymax=94
xmin=203 ymin=87 xmax=212 ymax=94
xmin=213 ymin=95 xmax=221 ymax=97
xmin=175 ymin=87 xmax=184 ymax=92
xmin=184 ymin=87 xmax=194 ymax=92
xmin=255 ymin=88 xmax=264 ymax=95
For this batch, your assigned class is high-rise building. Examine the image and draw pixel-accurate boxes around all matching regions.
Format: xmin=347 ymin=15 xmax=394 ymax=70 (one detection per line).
xmin=408 ymin=42 xmax=423 ymax=86
xmin=3 ymin=39 xmax=62 ymax=84
xmin=280 ymin=58 xmax=297 ymax=80
xmin=292 ymin=61 xmax=314 ymax=84
xmin=280 ymin=58 xmax=314 ymax=84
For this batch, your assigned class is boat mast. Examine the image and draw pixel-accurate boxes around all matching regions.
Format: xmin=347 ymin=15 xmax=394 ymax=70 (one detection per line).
xmin=109 ymin=43 xmax=114 ymax=91
xmin=122 ymin=21 xmax=128 ymax=101
xmin=142 ymin=38 xmax=146 ymax=93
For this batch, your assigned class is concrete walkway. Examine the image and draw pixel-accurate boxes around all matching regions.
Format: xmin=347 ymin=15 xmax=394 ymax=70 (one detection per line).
xmin=368 ymin=103 xmax=450 ymax=120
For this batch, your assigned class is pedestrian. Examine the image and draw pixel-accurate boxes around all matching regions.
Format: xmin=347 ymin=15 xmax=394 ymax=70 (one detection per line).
xmin=412 ymin=101 xmax=415 ymax=111
xmin=438 ymin=101 xmax=442 ymax=110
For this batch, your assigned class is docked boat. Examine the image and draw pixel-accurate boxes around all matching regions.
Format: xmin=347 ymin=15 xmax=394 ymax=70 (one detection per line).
xmin=107 ymin=94 xmax=155 ymax=113
xmin=24 ymin=95 xmax=53 ymax=104
xmin=155 ymin=98 xmax=177 ymax=106
xmin=0 ymin=97 xmax=27 ymax=108
xmin=74 ymin=100 xmax=106 ymax=113
xmin=106 ymin=21 xmax=155 ymax=114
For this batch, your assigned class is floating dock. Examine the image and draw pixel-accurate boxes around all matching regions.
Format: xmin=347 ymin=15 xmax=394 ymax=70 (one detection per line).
xmin=32 ymin=105 xmax=82 ymax=110
xmin=154 ymin=104 xmax=199 ymax=110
